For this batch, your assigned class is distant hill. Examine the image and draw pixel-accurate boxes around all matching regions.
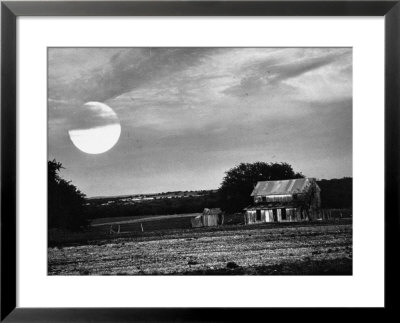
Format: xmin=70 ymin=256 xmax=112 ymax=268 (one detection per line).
xmin=317 ymin=177 xmax=352 ymax=209
xmin=87 ymin=190 xmax=216 ymax=204
xmin=86 ymin=190 xmax=220 ymax=220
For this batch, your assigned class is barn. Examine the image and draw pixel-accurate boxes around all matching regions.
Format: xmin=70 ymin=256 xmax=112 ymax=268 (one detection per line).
xmin=191 ymin=208 xmax=224 ymax=228
xmin=244 ymin=178 xmax=321 ymax=224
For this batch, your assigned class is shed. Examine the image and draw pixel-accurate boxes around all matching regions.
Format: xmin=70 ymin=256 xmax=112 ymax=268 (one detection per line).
xmin=191 ymin=208 xmax=224 ymax=228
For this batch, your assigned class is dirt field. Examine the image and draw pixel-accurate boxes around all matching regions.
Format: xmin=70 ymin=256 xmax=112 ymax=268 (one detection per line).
xmin=48 ymin=221 xmax=352 ymax=275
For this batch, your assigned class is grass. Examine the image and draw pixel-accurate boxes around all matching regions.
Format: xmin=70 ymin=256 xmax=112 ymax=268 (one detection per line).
xmin=49 ymin=215 xmax=352 ymax=248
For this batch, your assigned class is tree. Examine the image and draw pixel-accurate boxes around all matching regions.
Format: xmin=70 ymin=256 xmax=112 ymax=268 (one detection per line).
xmin=317 ymin=177 xmax=352 ymax=209
xmin=218 ymin=162 xmax=303 ymax=213
xmin=48 ymin=159 xmax=88 ymax=231
xmin=296 ymin=179 xmax=319 ymax=220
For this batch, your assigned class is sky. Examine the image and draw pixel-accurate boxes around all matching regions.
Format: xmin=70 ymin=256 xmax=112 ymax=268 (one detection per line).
xmin=48 ymin=48 xmax=352 ymax=197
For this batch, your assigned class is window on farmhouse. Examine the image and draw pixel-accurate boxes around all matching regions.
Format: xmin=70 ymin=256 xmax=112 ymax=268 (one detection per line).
xmin=256 ymin=210 xmax=261 ymax=221
xmin=281 ymin=208 xmax=286 ymax=220
xmin=262 ymin=196 xmax=266 ymax=202
xmin=272 ymin=209 xmax=278 ymax=222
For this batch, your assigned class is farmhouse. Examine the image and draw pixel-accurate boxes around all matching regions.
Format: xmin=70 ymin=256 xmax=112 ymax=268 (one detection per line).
xmin=191 ymin=208 xmax=224 ymax=228
xmin=244 ymin=178 xmax=321 ymax=224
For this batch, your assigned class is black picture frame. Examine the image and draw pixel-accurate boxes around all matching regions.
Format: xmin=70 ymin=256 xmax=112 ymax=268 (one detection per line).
xmin=1 ymin=1 xmax=399 ymax=321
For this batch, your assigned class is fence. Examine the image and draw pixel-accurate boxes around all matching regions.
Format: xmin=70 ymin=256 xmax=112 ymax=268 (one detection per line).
xmin=320 ymin=209 xmax=352 ymax=220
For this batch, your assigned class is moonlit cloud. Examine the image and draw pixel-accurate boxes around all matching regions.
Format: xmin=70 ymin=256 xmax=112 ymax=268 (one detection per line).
xmin=48 ymin=48 xmax=352 ymax=197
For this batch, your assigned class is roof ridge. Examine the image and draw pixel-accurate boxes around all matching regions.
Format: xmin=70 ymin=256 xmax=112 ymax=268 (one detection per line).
xmin=257 ymin=177 xmax=310 ymax=182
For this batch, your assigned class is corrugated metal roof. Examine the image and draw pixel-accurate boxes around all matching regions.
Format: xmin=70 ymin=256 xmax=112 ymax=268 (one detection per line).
xmin=251 ymin=178 xmax=315 ymax=196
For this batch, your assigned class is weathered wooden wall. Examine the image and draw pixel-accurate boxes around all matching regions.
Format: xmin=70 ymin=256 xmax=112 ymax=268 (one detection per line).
xmin=245 ymin=207 xmax=303 ymax=224
xmin=202 ymin=214 xmax=219 ymax=227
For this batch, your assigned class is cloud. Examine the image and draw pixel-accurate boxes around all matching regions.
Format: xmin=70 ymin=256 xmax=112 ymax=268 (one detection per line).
xmin=49 ymin=48 xmax=352 ymax=133
xmin=48 ymin=48 xmax=219 ymax=104
xmin=49 ymin=101 xmax=119 ymax=133
xmin=48 ymin=47 xmax=352 ymax=196
xmin=222 ymin=48 xmax=351 ymax=98
xmin=271 ymin=49 xmax=350 ymax=82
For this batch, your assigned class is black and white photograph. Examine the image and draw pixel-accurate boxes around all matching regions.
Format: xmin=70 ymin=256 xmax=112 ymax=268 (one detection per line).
xmin=47 ymin=47 xmax=352 ymax=276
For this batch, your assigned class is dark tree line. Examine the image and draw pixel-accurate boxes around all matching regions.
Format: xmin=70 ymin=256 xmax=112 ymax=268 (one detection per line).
xmin=48 ymin=160 xmax=88 ymax=231
xmin=317 ymin=177 xmax=352 ymax=209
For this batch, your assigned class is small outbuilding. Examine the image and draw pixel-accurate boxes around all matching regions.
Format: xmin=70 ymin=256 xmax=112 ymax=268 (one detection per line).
xmin=244 ymin=178 xmax=321 ymax=224
xmin=191 ymin=208 xmax=224 ymax=228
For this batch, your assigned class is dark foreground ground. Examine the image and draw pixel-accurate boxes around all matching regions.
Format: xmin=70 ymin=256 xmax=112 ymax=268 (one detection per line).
xmin=48 ymin=220 xmax=352 ymax=275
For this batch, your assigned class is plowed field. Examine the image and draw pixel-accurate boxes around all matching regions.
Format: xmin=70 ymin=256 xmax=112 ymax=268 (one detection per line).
xmin=48 ymin=222 xmax=352 ymax=275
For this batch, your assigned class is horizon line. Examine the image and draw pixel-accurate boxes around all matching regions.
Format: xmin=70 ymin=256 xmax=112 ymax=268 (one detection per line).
xmin=86 ymin=176 xmax=353 ymax=199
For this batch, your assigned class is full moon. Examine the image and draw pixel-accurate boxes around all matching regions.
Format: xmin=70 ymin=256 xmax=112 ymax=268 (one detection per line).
xmin=68 ymin=102 xmax=121 ymax=154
